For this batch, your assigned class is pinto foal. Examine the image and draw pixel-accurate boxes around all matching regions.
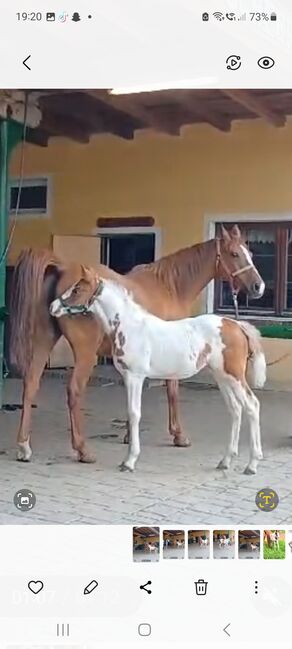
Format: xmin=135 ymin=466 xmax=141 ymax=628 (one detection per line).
xmin=50 ymin=273 xmax=266 ymax=475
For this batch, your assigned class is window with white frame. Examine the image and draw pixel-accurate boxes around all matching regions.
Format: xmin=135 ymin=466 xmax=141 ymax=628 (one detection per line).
xmin=214 ymin=221 xmax=292 ymax=317
xmin=9 ymin=177 xmax=48 ymax=214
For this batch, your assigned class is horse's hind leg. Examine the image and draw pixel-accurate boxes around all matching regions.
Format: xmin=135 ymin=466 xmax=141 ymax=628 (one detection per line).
xmin=67 ymin=350 xmax=97 ymax=463
xmin=17 ymin=334 xmax=59 ymax=461
xmin=242 ymin=386 xmax=262 ymax=475
xmin=166 ymin=379 xmax=191 ymax=447
xmin=216 ymin=375 xmax=242 ymax=470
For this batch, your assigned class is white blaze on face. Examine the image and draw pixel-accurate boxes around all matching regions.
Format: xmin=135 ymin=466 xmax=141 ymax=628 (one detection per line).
xmin=240 ymin=244 xmax=265 ymax=297
xmin=49 ymin=284 xmax=75 ymax=317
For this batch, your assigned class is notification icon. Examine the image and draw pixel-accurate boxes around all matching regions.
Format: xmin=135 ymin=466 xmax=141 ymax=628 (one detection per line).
xmin=58 ymin=12 xmax=69 ymax=22
xmin=46 ymin=12 xmax=55 ymax=21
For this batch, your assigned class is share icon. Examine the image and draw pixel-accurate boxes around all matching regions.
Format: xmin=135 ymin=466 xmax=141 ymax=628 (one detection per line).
xmin=140 ymin=580 xmax=152 ymax=594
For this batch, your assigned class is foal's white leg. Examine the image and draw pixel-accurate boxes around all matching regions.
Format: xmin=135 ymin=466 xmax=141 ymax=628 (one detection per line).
xmin=215 ymin=375 xmax=242 ymax=470
xmin=216 ymin=373 xmax=262 ymax=474
xmin=242 ymin=388 xmax=262 ymax=475
xmin=120 ymin=374 xmax=144 ymax=472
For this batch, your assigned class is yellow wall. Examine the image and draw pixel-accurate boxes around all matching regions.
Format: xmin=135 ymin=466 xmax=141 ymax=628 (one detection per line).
xmin=8 ymin=117 xmax=292 ymax=265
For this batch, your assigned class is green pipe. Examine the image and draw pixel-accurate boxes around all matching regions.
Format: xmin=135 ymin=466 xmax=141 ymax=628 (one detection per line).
xmin=0 ymin=119 xmax=8 ymax=408
xmin=0 ymin=119 xmax=23 ymax=407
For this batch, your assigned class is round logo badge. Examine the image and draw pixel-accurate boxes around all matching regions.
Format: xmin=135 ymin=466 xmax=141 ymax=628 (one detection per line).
xmin=13 ymin=489 xmax=36 ymax=512
xmin=255 ymin=488 xmax=279 ymax=511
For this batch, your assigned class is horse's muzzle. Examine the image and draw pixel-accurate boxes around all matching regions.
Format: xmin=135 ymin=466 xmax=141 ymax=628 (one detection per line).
xmin=49 ymin=298 xmax=62 ymax=317
xmin=249 ymin=280 xmax=265 ymax=300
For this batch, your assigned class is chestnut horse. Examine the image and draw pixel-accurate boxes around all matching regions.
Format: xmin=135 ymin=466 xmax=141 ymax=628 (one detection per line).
xmin=10 ymin=224 xmax=264 ymax=463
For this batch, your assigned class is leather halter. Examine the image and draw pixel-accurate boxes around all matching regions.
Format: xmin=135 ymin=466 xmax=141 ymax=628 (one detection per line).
xmin=215 ymin=238 xmax=254 ymax=319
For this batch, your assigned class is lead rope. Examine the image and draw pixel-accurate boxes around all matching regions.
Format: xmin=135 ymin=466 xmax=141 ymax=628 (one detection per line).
xmin=232 ymin=290 xmax=239 ymax=320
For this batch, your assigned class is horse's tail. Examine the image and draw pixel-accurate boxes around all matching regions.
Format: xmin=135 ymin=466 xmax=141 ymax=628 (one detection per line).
xmin=238 ymin=321 xmax=267 ymax=389
xmin=10 ymin=248 xmax=62 ymax=377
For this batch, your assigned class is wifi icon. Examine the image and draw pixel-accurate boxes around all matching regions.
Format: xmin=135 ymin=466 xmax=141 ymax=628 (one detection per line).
xmin=213 ymin=11 xmax=224 ymax=20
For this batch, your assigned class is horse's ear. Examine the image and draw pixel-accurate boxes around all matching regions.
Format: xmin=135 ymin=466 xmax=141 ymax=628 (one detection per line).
xmin=230 ymin=224 xmax=241 ymax=241
xmin=221 ymin=224 xmax=231 ymax=243
xmin=81 ymin=265 xmax=94 ymax=281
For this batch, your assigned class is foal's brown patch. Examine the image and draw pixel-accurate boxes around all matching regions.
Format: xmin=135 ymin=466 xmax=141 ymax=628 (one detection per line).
xmin=221 ymin=319 xmax=248 ymax=381
xmin=110 ymin=313 xmax=127 ymax=358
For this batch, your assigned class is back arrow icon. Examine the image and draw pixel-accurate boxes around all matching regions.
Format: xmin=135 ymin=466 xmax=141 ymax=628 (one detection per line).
xmin=223 ymin=623 xmax=231 ymax=637
xmin=23 ymin=55 xmax=31 ymax=70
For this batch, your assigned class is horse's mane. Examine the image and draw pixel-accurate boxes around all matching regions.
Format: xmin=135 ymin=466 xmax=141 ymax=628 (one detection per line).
xmin=103 ymin=278 xmax=148 ymax=316
xmin=130 ymin=239 xmax=214 ymax=296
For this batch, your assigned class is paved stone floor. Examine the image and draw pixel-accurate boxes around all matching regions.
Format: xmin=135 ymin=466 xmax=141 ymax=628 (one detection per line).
xmin=1 ymin=372 xmax=292 ymax=525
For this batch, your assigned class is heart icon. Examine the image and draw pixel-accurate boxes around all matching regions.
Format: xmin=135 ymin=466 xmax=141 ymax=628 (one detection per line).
xmin=28 ymin=580 xmax=44 ymax=594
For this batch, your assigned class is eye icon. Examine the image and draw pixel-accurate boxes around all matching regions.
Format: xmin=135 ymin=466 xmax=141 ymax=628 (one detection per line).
xmin=257 ymin=56 xmax=275 ymax=69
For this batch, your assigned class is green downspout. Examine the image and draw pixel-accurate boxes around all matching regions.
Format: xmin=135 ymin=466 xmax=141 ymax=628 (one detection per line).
xmin=0 ymin=119 xmax=23 ymax=407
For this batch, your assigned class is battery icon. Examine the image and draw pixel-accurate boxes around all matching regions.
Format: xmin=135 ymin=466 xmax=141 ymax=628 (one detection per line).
xmin=270 ymin=12 xmax=277 ymax=21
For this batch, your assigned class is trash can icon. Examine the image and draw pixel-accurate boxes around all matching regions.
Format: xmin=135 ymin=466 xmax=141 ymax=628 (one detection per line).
xmin=194 ymin=579 xmax=208 ymax=596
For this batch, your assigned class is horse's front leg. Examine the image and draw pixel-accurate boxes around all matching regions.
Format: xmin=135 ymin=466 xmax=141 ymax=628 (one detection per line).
xmin=120 ymin=374 xmax=144 ymax=472
xmin=166 ymin=379 xmax=191 ymax=447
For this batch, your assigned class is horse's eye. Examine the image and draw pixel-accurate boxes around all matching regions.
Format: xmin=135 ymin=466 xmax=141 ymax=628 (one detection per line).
xmin=231 ymin=252 xmax=239 ymax=258
xmin=72 ymin=287 xmax=79 ymax=295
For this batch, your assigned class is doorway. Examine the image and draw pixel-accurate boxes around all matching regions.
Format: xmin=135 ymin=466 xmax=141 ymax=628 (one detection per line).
xmin=100 ymin=232 xmax=156 ymax=273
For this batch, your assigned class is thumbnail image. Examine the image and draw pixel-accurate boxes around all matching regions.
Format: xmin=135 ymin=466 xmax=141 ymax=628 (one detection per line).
xmin=188 ymin=530 xmax=210 ymax=559
xmin=238 ymin=530 xmax=260 ymax=559
xmin=213 ymin=530 xmax=235 ymax=559
xmin=263 ymin=530 xmax=285 ymax=559
xmin=133 ymin=527 xmax=160 ymax=562
xmin=163 ymin=530 xmax=185 ymax=559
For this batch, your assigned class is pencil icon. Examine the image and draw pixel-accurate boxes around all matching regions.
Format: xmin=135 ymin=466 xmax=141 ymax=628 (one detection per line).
xmin=83 ymin=579 xmax=98 ymax=595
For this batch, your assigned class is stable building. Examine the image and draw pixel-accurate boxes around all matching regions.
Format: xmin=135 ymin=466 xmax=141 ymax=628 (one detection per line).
xmin=3 ymin=88 xmax=292 ymax=387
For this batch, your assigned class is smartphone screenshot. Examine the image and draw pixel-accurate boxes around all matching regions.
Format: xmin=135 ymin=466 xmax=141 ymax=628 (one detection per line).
xmin=0 ymin=1 xmax=292 ymax=647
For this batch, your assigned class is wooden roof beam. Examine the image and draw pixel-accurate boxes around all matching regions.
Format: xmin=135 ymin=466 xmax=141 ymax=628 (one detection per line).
xmin=174 ymin=92 xmax=232 ymax=132
xmin=26 ymin=127 xmax=49 ymax=147
xmin=40 ymin=110 xmax=90 ymax=143
xmin=221 ymin=90 xmax=286 ymax=127
xmin=87 ymin=90 xmax=180 ymax=136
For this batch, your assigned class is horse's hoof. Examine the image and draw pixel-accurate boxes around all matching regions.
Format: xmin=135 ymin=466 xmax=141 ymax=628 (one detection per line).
xmin=119 ymin=462 xmax=133 ymax=472
xmin=217 ymin=460 xmax=229 ymax=470
xmin=173 ymin=436 xmax=191 ymax=448
xmin=16 ymin=448 xmax=32 ymax=462
xmin=16 ymin=454 xmax=32 ymax=463
xmin=243 ymin=466 xmax=257 ymax=475
xmin=123 ymin=434 xmax=129 ymax=445
xmin=79 ymin=452 xmax=96 ymax=464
